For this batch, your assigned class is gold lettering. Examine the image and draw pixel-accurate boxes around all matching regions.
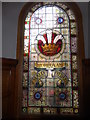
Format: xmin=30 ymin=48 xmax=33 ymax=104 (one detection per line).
xmin=35 ymin=62 xmax=65 ymax=68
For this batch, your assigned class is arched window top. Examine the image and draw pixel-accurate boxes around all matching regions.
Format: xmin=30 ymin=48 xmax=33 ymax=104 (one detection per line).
xmin=25 ymin=3 xmax=76 ymax=23
xmin=16 ymin=2 xmax=85 ymax=117
xmin=25 ymin=2 xmax=77 ymax=20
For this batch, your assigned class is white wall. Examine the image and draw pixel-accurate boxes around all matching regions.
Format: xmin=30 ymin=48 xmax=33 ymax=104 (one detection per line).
xmin=77 ymin=2 xmax=88 ymax=58
xmin=2 ymin=2 xmax=89 ymax=58
xmin=0 ymin=2 xmax=2 ymax=120
xmin=0 ymin=2 xmax=2 ymax=58
xmin=2 ymin=2 xmax=25 ymax=59
xmin=88 ymin=2 xmax=90 ymax=57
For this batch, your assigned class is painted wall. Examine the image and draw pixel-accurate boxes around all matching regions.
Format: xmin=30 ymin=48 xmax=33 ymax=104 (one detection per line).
xmin=2 ymin=2 xmax=89 ymax=58
xmin=0 ymin=2 xmax=2 ymax=119
xmin=2 ymin=2 xmax=25 ymax=59
xmin=77 ymin=2 xmax=88 ymax=58
xmin=0 ymin=2 xmax=2 ymax=58
xmin=88 ymin=2 xmax=90 ymax=57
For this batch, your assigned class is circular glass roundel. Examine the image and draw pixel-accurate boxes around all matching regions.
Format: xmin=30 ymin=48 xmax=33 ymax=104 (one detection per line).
xmin=57 ymin=17 xmax=64 ymax=24
xmin=34 ymin=92 xmax=41 ymax=100
xmin=59 ymin=92 xmax=66 ymax=100
xmin=35 ymin=17 xmax=42 ymax=25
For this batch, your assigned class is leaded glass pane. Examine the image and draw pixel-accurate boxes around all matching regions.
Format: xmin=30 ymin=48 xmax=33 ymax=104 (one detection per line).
xmin=23 ymin=2 xmax=79 ymax=115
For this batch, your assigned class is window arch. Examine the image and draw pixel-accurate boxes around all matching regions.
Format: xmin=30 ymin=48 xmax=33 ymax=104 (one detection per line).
xmin=16 ymin=2 xmax=85 ymax=118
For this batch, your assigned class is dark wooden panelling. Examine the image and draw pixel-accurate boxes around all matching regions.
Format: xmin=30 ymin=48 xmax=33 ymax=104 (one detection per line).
xmin=82 ymin=59 xmax=90 ymax=119
xmin=2 ymin=58 xmax=18 ymax=119
xmin=2 ymin=58 xmax=90 ymax=120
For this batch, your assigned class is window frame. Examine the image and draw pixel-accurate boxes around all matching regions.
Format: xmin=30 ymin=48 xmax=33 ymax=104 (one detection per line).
xmin=16 ymin=2 xmax=85 ymax=119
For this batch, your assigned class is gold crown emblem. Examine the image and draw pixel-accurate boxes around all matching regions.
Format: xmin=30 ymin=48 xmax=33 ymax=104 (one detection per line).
xmin=41 ymin=43 xmax=59 ymax=54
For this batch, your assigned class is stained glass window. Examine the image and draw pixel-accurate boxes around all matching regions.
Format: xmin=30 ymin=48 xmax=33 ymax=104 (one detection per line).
xmin=22 ymin=2 xmax=79 ymax=115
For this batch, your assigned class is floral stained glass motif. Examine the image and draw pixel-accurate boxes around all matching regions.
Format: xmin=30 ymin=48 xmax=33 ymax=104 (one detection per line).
xmin=22 ymin=2 xmax=79 ymax=115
